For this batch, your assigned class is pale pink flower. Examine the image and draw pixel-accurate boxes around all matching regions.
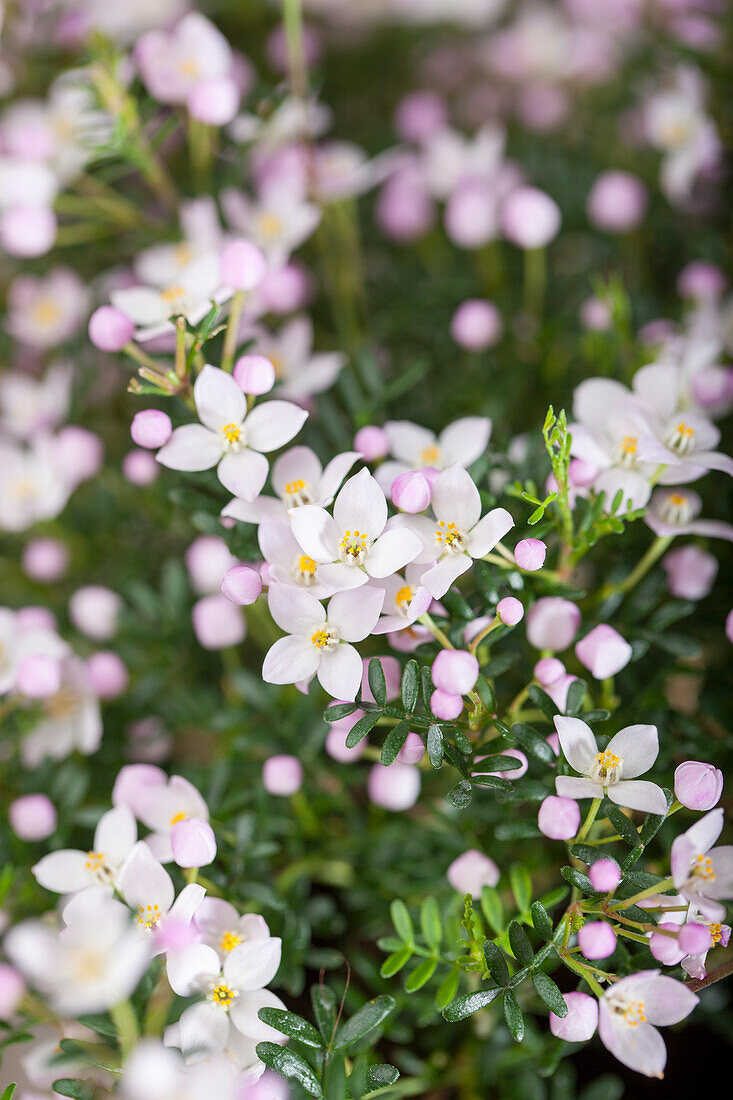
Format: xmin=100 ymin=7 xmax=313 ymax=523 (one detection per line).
xmin=117 ymin=842 xmax=204 ymax=953
xmin=195 ymin=898 xmax=275 ymax=965
xmin=379 ymin=416 xmax=492 ymax=490
xmin=222 ymin=445 xmax=358 ymax=525
xmin=221 ymin=184 xmax=320 ymax=268
xmin=33 ymin=805 xmax=136 ymax=895
xmin=671 ymin=808 xmax=733 ymax=921
xmin=111 ymin=254 xmax=230 ymax=342
xmin=257 ymin=522 xmax=335 ymax=599
xmin=136 ymin=13 xmax=233 ymax=107
xmin=131 ymin=774 xmax=210 ymax=864
xmin=244 ymin=316 xmax=346 ymax=402
xmin=21 ymin=655 xmax=102 ymax=768
xmin=645 ymin=487 xmax=733 ymax=542
xmin=370 ymin=568 xmax=432 ymax=635
xmin=598 ymin=972 xmax=697 ymax=1078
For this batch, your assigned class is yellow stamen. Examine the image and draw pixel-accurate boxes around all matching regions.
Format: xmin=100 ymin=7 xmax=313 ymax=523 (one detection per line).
xmin=210 ymin=983 xmax=236 ymax=1007
xmin=170 ymin=811 xmax=187 ymax=826
xmin=396 ymin=585 xmax=413 ymax=611
xmin=420 ymin=444 xmax=441 ymax=466
xmin=222 ymin=423 xmax=241 ymax=444
xmin=298 ymin=555 xmax=316 ymax=575
xmin=220 ymin=931 xmax=243 ymax=953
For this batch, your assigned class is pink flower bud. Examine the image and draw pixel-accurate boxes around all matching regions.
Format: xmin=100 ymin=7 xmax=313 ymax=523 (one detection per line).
xmin=679 ymin=922 xmax=713 ymax=955
xmin=171 ymin=817 xmax=217 ymax=868
xmin=233 ymin=354 xmax=276 ymax=395
xmin=432 ymin=650 xmax=479 ymax=695
xmin=420 ymin=466 xmax=441 ymax=490
xmin=447 ymin=849 xmax=499 ymax=894
xmin=527 ymin=597 xmax=580 ymax=651
xmin=545 ymin=673 xmax=578 ymax=712
xmin=445 ymin=179 xmax=498 ymax=250
xmin=69 ymin=585 xmax=121 ymax=641
xmin=112 ymin=763 xmax=166 ymax=809
xmin=546 ymin=732 xmax=560 ymax=756
xmin=257 ymin=264 xmax=311 ymax=314
xmin=575 ymin=624 xmax=632 ymax=679
xmin=450 ymin=299 xmax=503 ymax=352
xmin=376 ymin=175 xmax=434 ymax=242
xmin=497 ymin=596 xmax=523 ymax=625
xmin=580 ymin=296 xmax=612 ymax=332
xmin=391 ymin=470 xmax=431 ymax=513
xmin=394 ymin=90 xmax=447 ymax=142
xmin=262 ymin=754 xmax=303 ymax=796
xmin=55 ymin=426 xmax=103 ymax=483
xmin=578 ymin=921 xmax=617 ymax=960
xmin=220 ymin=239 xmax=266 ymax=291
xmin=588 ymin=859 xmax=621 ymax=893
xmin=586 ymin=170 xmax=648 ymax=233
xmin=397 ymin=731 xmax=425 ymax=765
xmin=534 ymin=657 xmax=565 ymax=686
xmin=86 ymin=651 xmax=129 ymax=699
xmin=131 ymin=409 xmax=172 ymax=449
xmin=367 ymin=762 xmax=421 ymax=811
xmin=538 ymin=795 xmax=580 ymax=840
xmin=478 ymin=747 xmax=528 ymax=779
xmin=122 ymin=449 xmax=159 ymax=486
xmin=568 ymin=458 xmax=600 ymax=489
xmin=0 ymin=205 xmax=56 ymax=257
xmin=677 ymin=261 xmax=727 ymax=301
xmin=354 ymin=425 xmax=388 ymax=461
xmin=185 ymin=536 xmax=235 ymax=594
xmin=21 ymin=538 xmax=69 ymax=582
xmin=16 ymin=654 xmax=61 ymax=699
xmin=549 ymin=991 xmax=598 ymax=1041
xmin=430 ymin=689 xmax=463 ymax=720
xmin=0 ymin=964 xmax=25 ymax=1019
xmin=663 ymin=546 xmax=718 ymax=601
xmin=221 ymin=564 xmax=262 ymax=606
xmin=88 ymin=305 xmax=135 ymax=351
xmin=192 ymin=594 xmax=246 ymax=649
xmin=727 ymin=608 xmax=733 ymax=645
xmin=514 ymin=538 xmax=546 ymax=571
xmin=500 ymin=186 xmax=561 ymax=250
xmin=649 ymin=923 xmax=685 ymax=965
xmin=325 ymin=726 xmax=366 ymax=763
xmin=187 ymin=76 xmax=240 ymax=126
xmin=16 ymin=606 xmax=56 ymax=632
xmin=9 ymin=794 xmax=57 ymax=841
xmin=674 ymin=760 xmax=723 ymax=811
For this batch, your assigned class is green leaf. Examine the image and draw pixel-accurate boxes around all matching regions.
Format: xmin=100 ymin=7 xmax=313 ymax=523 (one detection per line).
xmin=483 ymin=940 xmax=510 ymax=986
xmin=1 ymin=1087 xmax=16 ymax=1100
xmin=503 ymin=990 xmax=525 ymax=1041
xmin=368 ymin=659 xmax=387 ymax=707
xmin=324 ymin=1054 xmax=347 ymax=1100
xmin=560 ymin=867 xmax=597 ymax=895
xmin=380 ymin=945 xmax=413 ymax=978
xmin=324 ymin=702 xmax=358 ymax=722
xmin=474 ymin=754 xmax=524 ymax=773
xmin=442 ymin=987 xmax=502 ymax=1021
xmin=565 ymin=680 xmax=586 ymax=715
xmin=601 ymin=799 xmax=640 ymax=846
xmin=474 ymin=674 xmax=495 ymax=710
xmin=405 ymin=957 xmax=438 ymax=992
xmin=580 ymin=1075 xmax=625 ymax=1100
xmin=434 ymin=969 xmax=460 ymax=1011
xmin=532 ymin=971 xmax=567 ymax=1016
xmin=380 ymin=719 xmax=410 ymax=766
xmin=257 ymin=1008 xmax=323 ymax=1048
xmin=426 ymin=724 xmax=444 ymax=768
xmin=420 ymin=897 xmax=442 ymax=951
xmin=480 ymin=886 xmax=505 ymax=936
xmin=255 ymin=1043 xmax=323 ymax=1097
xmin=508 ymin=921 xmax=534 ymax=966
xmin=510 ymin=865 xmax=532 ymax=913
xmin=401 ymin=660 xmax=419 ymax=712
xmin=530 ymin=901 xmax=554 ymax=940
xmin=333 ymin=995 xmax=396 ymax=1051
xmin=447 ymin=780 xmax=472 ymax=809
xmin=512 ymin=723 xmax=556 ymax=765
xmin=639 ymin=795 xmax=672 ymax=844
xmin=362 ymin=1065 xmax=399 ymax=1094
xmin=420 ymin=665 xmax=434 ymax=711
xmin=346 ymin=711 xmax=382 ymax=748
xmin=311 ymin=984 xmax=337 ymax=1042
xmin=528 ymin=685 xmax=559 ymax=722
xmin=76 ymin=1014 xmax=117 ymax=1039
xmin=50 ymin=1084 xmax=94 ymax=1100
xmin=390 ymin=899 xmax=414 ymax=944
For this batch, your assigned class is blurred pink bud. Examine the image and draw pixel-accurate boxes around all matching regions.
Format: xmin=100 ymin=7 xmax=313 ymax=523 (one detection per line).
xmin=420 ymin=466 xmax=441 ymax=490
xmin=376 ymin=175 xmax=434 ymax=242
xmin=263 ymin=754 xmax=303 ymax=796
xmin=221 ymin=564 xmax=262 ymax=606
xmin=88 ymin=305 xmax=135 ymax=351
xmin=575 ymin=624 xmax=631 ymax=679
xmin=16 ymin=606 xmax=56 ymax=632
xmin=545 ymin=673 xmax=579 ymax=712
xmin=578 ymin=921 xmax=617 ymax=960
xmin=0 ymin=205 xmax=56 ymax=257
xmin=586 ymin=170 xmax=648 ymax=233
xmin=432 ymin=650 xmax=479 ymax=695
xmin=69 ymin=585 xmax=121 ymax=641
xmin=679 ymin=922 xmax=712 ymax=954
xmin=677 ymin=261 xmax=727 ymax=301
xmin=9 ymin=794 xmax=57 ymax=841
xmin=185 ymin=535 xmax=235 ymax=594
xmin=233 ymin=354 xmax=276 ymax=395
xmin=112 ymin=763 xmax=166 ymax=809
xmin=154 ymin=918 xmax=198 ymax=954
xmin=325 ymin=726 xmax=366 ymax=763
xmin=354 ymin=425 xmax=388 ymax=461
xmin=445 ymin=179 xmax=498 ymax=250
xmin=56 ymin=426 xmax=103 ymax=482
xmin=367 ymin=762 xmax=421 ymax=811
xmin=527 ymin=598 xmax=580 ymax=650
xmin=549 ymin=991 xmax=598 ymax=1041
xmin=21 ymin=538 xmax=69 ymax=582
xmin=122 ymin=449 xmax=159 ymax=486
xmin=727 ymin=609 xmax=733 ymax=645
xmin=538 ymin=795 xmax=580 ymax=840
xmin=663 ymin=546 xmax=717 ymax=600
xmin=391 ymin=471 xmax=431 ymax=513
xmin=131 ymin=409 xmax=172 ymax=449
xmin=86 ymin=651 xmax=129 ymax=699
xmin=258 ymin=264 xmax=311 ymax=314
xmin=220 ymin=239 xmax=267 ymax=291
xmin=534 ymin=657 xmax=565 ymax=686
xmin=500 ymin=186 xmax=561 ymax=250
xmin=649 ymin=923 xmax=685 ymax=965
xmin=187 ymin=76 xmax=240 ymax=126
xmin=497 ymin=596 xmax=523 ymax=625
xmin=192 ymin=594 xmax=245 ymax=649
xmin=479 ymin=747 xmax=528 ymax=779
xmin=514 ymin=538 xmax=546 ymax=571
xmin=394 ymin=91 xmax=447 ymax=142
xmin=171 ymin=817 xmax=217 ymax=868
xmin=430 ymin=688 xmax=463 ymax=719
xmin=674 ymin=760 xmax=723 ymax=810
xmin=588 ymin=859 xmax=622 ymax=893
xmin=397 ymin=731 xmax=425 ymax=765
xmin=0 ymin=964 xmax=25 ymax=1019
xmin=580 ymin=296 xmax=612 ymax=332
xmin=450 ymin=299 xmax=503 ymax=352
xmin=447 ymin=849 xmax=499 ymax=894
xmin=569 ymin=458 xmax=600 ymax=488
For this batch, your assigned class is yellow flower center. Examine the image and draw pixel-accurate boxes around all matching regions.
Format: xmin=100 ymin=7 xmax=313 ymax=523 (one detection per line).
xmin=420 ymin=444 xmax=441 ymax=466
xmin=709 ymin=922 xmax=723 ymax=946
xmin=44 ymin=688 xmax=78 ymax=720
xmin=591 ymin=750 xmax=622 ymax=785
xmin=174 ymin=243 xmax=193 ymax=267
xmin=161 ymin=284 xmax=186 ymax=304
xmin=258 ymin=212 xmax=284 ymax=239
xmin=137 ymin=903 xmax=161 ymax=930
xmin=396 ymin=585 xmax=413 ymax=612
xmin=31 ymin=298 xmax=61 ymax=326
xmin=298 ymin=555 xmax=316 ymax=575
xmin=179 ymin=57 xmax=200 ymax=78
xmin=311 ymin=628 xmax=332 ymax=649
xmin=435 ymin=520 xmax=465 ymax=553
xmin=85 ymin=851 xmax=105 ymax=871
xmin=210 ymin=983 xmax=237 ymax=1008
xmin=286 ymin=479 xmax=306 ymax=494
xmin=665 ymin=421 xmax=696 ymax=455
xmin=339 ymin=529 xmax=368 ymax=565
xmin=170 ymin=811 xmax=187 ymax=826
xmin=220 ymin=931 xmax=243 ymax=953
xmin=692 ymin=854 xmax=715 ymax=881
xmin=620 ymin=999 xmax=646 ymax=1027
xmin=222 ymin=423 xmax=241 ymax=444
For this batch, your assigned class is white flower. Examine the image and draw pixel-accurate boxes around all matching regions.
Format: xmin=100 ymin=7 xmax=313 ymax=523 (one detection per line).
xmin=258 ymin=521 xmax=336 ymax=599
xmin=289 ymin=468 xmax=422 ymax=591
xmin=0 ymin=363 xmax=73 ymax=440
xmin=117 ymin=842 xmax=205 ymax=952
xmin=646 ymin=487 xmax=733 ymax=542
xmin=21 ymin=655 xmax=102 ymax=768
xmin=111 ymin=253 xmax=229 ymax=342
xmin=222 ymin=445 xmax=359 ymax=525
xmin=156 ymin=365 xmax=308 ymax=501
xmin=262 ymin=584 xmax=385 ymax=700
xmin=671 ymin=808 xmax=733 ymax=922
xmin=598 ymin=971 xmax=698 ymax=1078
xmin=370 ymin=567 xmax=432 ymax=635
xmin=221 ymin=184 xmax=321 ymax=267
xmin=0 ymin=436 xmax=72 ymax=533
xmin=378 ymin=416 xmax=492 ymax=491
xmin=554 ymin=716 xmax=668 ymax=815
xmin=6 ymin=267 xmax=89 ymax=348
xmin=130 ymin=774 xmax=210 ymax=863
xmin=195 ymin=898 xmax=276 ymax=964
xmin=0 ymin=606 xmax=68 ymax=695
xmin=122 ymin=1039 xmax=245 ymax=1099
xmin=245 ymin=316 xmax=346 ymax=401
xmin=136 ymin=13 xmax=233 ymax=106
xmin=33 ymin=805 xmax=137 ymax=894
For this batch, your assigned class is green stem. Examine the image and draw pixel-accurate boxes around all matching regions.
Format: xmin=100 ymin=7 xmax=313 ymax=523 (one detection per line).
xmin=283 ymin=0 xmax=308 ymax=101
xmin=468 ymin=617 xmax=500 ymax=654
xmin=123 ymin=341 xmax=165 ymax=374
xmin=111 ymin=999 xmax=139 ymax=1060
xmin=221 ymin=291 xmax=245 ymax=372
xmin=574 ymin=798 xmax=602 ymax=845
xmin=609 ymin=876 xmax=675 ymax=912
xmin=419 ymin=612 xmax=454 ymax=650
xmin=603 ymin=535 xmax=674 ymax=599
xmin=523 ymin=247 xmax=546 ymax=316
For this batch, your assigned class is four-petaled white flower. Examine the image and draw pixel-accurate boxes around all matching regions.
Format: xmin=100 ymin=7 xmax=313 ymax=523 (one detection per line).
xmin=129 ymin=774 xmax=210 ymax=863
xmin=117 ymin=841 xmax=205 ymax=953
xmin=156 ymin=365 xmax=308 ymax=501
xmin=370 ymin=567 xmax=432 ymax=635
xmin=554 ymin=716 xmax=668 ymax=816
xmin=195 ymin=898 xmax=276 ymax=964
xmin=671 ymin=808 xmax=733 ymax=922
xmin=33 ymin=805 xmax=137 ymax=894
xmin=222 ymin=444 xmax=359 ymax=525
xmin=598 ymin=971 xmax=698 ymax=1079
xmin=378 ymin=416 xmax=492 ymax=490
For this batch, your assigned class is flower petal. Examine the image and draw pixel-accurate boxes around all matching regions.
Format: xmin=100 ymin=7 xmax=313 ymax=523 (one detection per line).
xmin=317 ymin=451 xmax=361 ymax=504
xmin=262 ymin=635 xmax=320 ymax=686
xmin=289 ymin=505 xmax=341 ymax=562
xmin=327 ymin=586 xmax=385 ymax=642
xmin=598 ymin=1004 xmax=666 ymax=1079
xmin=439 ymin=416 xmax=492 ymax=467
xmin=316 ymin=562 xmax=368 ymax=591
xmin=609 ymin=781 xmax=668 ymax=816
xmin=217 ymin=449 xmax=269 ymax=501
xmin=224 ymin=937 xmax=282 ymax=991
xmin=157 ymin=424 xmax=222 ymax=472
xmin=632 ymin=974 xmax=699 ymax=1026
xmin=420 ymin=553 xmax=471 ymax=599
xmin=93 ymin=805 xmax=137 ymax=866
xmin=384 ymin=420 xmax=435 ymax=465
xmin=32 ymin=849 xmax=91 ymax=893
xmin=244 ymin=400 xmax=308 ymax=453
xmin=194 ymin=365 xmax=245 ymax=431
xmin=317 ymin=642 xmax=363 ymax=700
xmin=431 ymin=465 xmax=481 ymax=530
xmin=268 ymin=583 xmax=324 ymax=635
xmin=271 ymin=446 xmax=322 ymax=497
xmin=554 ymin=716 xmax=598 ymax=775
xmin=333 ymin=469 xmax=388 ymax=539
xmin=555 ymin=776 xmax=604 ymax=801
xmin=166 ymin=943 xmax=221 ymax=996
xmin=177 ymin=1001 xmax=230 ymax=1061
xmin=467 ymin=507 xmax=515 ymax=558
xmin=605 ymin=724 xmax=659 ymax=779
xmin=118 ymin=842 xmax=175 ymax=914
xmin=366 ymin=528 xmax=422 ymax=578
xmin=230 ymin=989 xmax=288 ymax=1043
